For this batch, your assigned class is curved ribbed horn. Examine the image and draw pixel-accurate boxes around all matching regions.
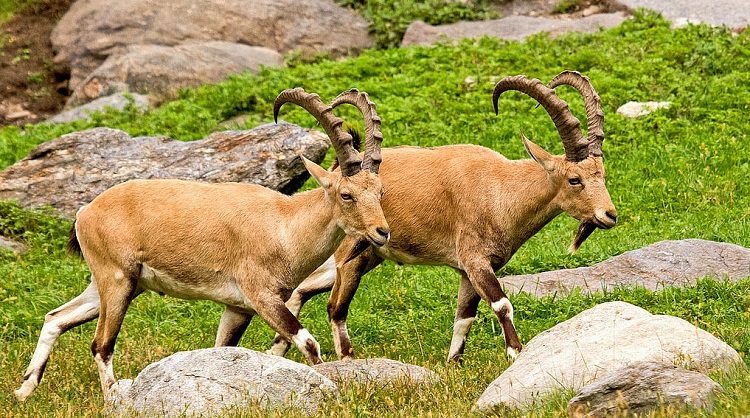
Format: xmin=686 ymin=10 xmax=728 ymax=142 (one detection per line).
xmin=274 ymin=88 xmax=362 ymax=177
xmin=549 ymin=71 xmax=604 ymax=157
xmin=330 ymin=89 xmax=383 ymax=174
xmin=493 ymin=75 xmax=589 ymax=162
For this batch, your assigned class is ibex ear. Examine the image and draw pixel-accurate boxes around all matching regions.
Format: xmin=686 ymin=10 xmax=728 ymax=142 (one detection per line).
xmin=302 ymin=156 xmax=332 ymax=189
xmin=522 ymin=133 xmax=555 ymax=172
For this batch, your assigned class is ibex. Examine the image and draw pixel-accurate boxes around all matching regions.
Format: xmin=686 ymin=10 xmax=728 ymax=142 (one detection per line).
xmin=267 ymin=71 xmax=617 ymax=362
xmin=15 ymin=88 xmax=390 ymax=401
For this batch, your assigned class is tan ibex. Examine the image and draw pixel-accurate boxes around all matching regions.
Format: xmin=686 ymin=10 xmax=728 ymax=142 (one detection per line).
xmin=15 ymin=88 xmax=390 ymax=401
xmin=267 ymin=71 xmax=617 ymax=362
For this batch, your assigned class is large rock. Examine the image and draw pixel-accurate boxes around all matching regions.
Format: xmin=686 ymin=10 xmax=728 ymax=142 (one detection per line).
xmin=67 ymin=42 xmax=284 ymax=107
xmin=313 ymin=358 xmax=440 ymax=386
xmin=0 ymin=123 xmax=330 ymax=217
xmin=502 ymin=239 xmax=750 ymax=297
xmin=474 ymin=301 xmax=743 ymax=412
xmin=613 ymin=0 xmax=750 ymax=30
xmin=49 ymin=92 xmax=150 ymax=124
xmin=52 ymin=0 xmax=372 ymax=90
xmin=568 ymin=361 xmax=722 ymax=417
xmin=107 ymin=347 xmax=337 ymax=416
xmin=401 ymin=13 xmax=627 ymax=47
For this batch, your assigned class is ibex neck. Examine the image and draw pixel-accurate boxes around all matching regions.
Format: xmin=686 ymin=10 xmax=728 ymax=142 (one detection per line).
xmin=283 ymin=188 xmax=345 ymax=279
xmin=501 ymin=159 xmax=563 ymax=253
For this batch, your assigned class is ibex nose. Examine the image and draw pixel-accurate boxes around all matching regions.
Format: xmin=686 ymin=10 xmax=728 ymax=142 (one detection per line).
xmin=376 ymin=227 xmax=391 ymax=243
xmin=605 ymin=211 xmax=617 ymax=224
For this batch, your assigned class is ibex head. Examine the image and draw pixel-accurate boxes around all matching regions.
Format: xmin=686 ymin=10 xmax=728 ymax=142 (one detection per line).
xmin=275 ymin=88 xmax=390 ymax=247
xmin=493 ymin=71 xmax=617 ymax=252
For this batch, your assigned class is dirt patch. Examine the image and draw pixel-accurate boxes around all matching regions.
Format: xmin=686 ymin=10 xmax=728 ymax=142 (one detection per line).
xmin=0 ymin=0 xmax=75 ymax=127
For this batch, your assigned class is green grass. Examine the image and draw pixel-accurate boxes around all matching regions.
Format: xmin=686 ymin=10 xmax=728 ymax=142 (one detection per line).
xmin=1 ymin=10 xmax=749 ymax=417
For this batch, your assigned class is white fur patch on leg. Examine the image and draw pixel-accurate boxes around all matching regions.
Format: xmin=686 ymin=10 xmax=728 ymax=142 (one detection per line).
xmin=491 ymin=297 xmax=514 ymax=323
xmin=448 ymin=317 xmax=474 ymax=359
xmin=291 ymin=328 xmax=321 ymax=361
xmin=330 ymin=320 xmax=351 ymax=357
xmin=507 ymin=346 xmax=520 ymax=360
xmin=95 ymin=353 xmax=116 ymax=396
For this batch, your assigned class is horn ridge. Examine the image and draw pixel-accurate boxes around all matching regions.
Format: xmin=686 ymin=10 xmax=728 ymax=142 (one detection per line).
xmin=274 ymin=87 xmax=362 ymax=176
xmin=493 ymin=75 xmax=588 ymax=162
xmin=330 ymin=88 xmax=384 ymax=174
xmin=549 ymin=70 xmax=604 ymax=157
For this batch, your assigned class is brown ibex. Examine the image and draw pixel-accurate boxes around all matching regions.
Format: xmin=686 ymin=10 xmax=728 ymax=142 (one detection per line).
xmin=15 ymin=88 xmax=390 ymax=401
xmin=267 ymin=71 xmax=617 ymax=362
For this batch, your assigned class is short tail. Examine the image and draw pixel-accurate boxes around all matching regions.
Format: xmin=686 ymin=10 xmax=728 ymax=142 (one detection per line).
xmin=66 ymin=223 xmax=83 ymax=257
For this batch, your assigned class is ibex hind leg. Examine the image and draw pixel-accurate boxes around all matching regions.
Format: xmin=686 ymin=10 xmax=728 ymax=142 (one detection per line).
xmin=15 ymin=280 xmax=101 ymax=402
xmin=90 ymin=266 xmax=140 ymax=398
xmin=267 ymin=255 xmax=337 ymax=357
xmin=447 ymin=272 xmax=482 ymax=363
xmin=216 ymin=306 xmax=254 ymax=347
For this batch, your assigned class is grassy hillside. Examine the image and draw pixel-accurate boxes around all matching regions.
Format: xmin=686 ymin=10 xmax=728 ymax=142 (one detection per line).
xmin=1 ymin=11 xmax=749 ymax=417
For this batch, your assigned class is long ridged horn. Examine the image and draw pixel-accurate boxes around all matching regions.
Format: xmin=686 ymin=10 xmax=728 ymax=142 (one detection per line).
xmin=549 ymin=71 xmax=604 ymax=157
xmin=330 ymin=89 xmax=383 ymax=174
xmin=274 ymin=88 xmax=362 ymax=177
xmin=493 ymin=75 xmax=589 ymax=162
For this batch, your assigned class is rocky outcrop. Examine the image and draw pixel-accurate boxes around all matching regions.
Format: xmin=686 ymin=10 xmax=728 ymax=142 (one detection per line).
xmin=313 ymin=358 xmax=440 ymax=386
xmin=49 ymin=93 xmax=150 ymax=124
xmin=0 ymin=123 xmax=330 ymax=217
xmin=67 ymin=42 xmax=284 ymax=107
xmin=613 ymin=0 xmax=750 ymax=30
xmin=502 ymin=239 xmax=750 ymax=297
xmin=474 ymin=301 xmax=743 ymax=413
xmin=401 ymin=13 xmax=628 ymax=47
xmin=107 ymin=347 xmax=337 ymax=416
xmin=51 ymin=0 xmax=372 ymax=91
xmin=568 ymin=361 xmax=722 ymax=417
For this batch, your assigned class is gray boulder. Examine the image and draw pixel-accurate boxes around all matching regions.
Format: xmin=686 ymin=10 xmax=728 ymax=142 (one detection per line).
xmin=0 ymin=123 xmax=330 ymax=217
xmin=613 ymin=0 xmax=750 ymax=30
xmin=49 ymin=93 xmax=150 ymax=124
xmin=313 ymin=358 xmax=440 ymax=386
xmin=401 ymin=13 xmax=627 ymax=47
xmin=52 ymin=0 xmax=372 ymax=90
xmin=107 ymin=347 xmax=337 ymax=416
xmin=568 ymin=361 xmax=722 ymax=417
xmin=474 ymin=301 xmax=743 ymax=413
xmin=502 ymin=239 xmax=750 ymax=297
xmin=67 ymin=42 xmax=284 ymax=107
xmin=0 ymin=235 xmax=27 ymax=255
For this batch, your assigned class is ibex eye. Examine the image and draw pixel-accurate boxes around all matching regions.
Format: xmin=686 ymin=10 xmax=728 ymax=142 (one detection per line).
xmin=568 ymin=178 xmax=582 ymax=186
xmin=341 ymin=193 xmax=353 ymax=201
xmin=380 ymin=190 xmax=385 ymax=198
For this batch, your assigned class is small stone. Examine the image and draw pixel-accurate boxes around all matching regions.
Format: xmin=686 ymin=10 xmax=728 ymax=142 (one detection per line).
xmin=464 ymin=76 xmax=477 ymax=86
xmin=616 ymin=101 xmax=671 ymax=118
xmin=582 ymin=5 xmax=602 ymax=17
xmin=6 ymin=110 xmax=32 ymax=120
